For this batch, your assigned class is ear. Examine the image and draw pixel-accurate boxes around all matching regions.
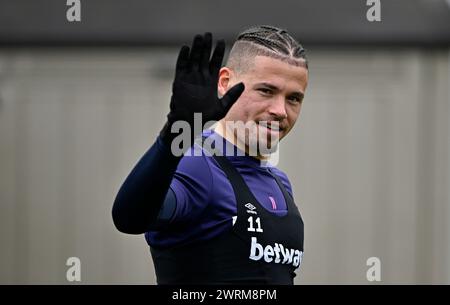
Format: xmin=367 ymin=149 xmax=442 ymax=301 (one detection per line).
xmin=218 ymin=67 xmax=233 ymax=97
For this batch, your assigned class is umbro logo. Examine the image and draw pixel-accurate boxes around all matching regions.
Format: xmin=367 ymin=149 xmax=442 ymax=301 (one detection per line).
xmin=245 ymin=203 xmax=257 ymax=214
xmin=245 ymin=203 xmax=256 ymax=210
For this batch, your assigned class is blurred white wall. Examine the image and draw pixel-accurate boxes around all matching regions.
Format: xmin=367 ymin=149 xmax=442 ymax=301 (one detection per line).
xmin=0 ymin=47 xmax=449 ymax=284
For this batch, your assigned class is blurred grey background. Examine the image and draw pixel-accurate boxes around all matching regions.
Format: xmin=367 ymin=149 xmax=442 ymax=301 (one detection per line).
xmin=0 ymin=0 xmax=449 ymax=284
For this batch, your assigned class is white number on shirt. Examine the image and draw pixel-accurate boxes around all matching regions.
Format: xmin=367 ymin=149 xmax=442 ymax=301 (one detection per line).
xmin=247 ymin=216 xmax=263 ymax=233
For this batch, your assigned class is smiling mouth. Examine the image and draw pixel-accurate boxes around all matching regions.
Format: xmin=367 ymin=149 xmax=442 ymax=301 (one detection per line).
xmin=257 ymin=122 xmax=284 ymax=132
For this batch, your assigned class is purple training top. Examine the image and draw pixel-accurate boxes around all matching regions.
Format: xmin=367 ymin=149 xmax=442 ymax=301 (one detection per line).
xmin=145 ymin=129 xmax=293 ymax=248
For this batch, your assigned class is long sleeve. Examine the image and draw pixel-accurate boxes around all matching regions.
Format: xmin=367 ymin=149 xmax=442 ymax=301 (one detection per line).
xmin=112 ymin=137 xmax=181 ymax=234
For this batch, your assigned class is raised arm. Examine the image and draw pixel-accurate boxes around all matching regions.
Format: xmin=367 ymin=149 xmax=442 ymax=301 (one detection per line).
xmin=112 ymin=33 xmax=244 ymax=234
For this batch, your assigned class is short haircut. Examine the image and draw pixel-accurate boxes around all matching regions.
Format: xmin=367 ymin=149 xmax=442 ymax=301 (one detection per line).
xmin=226 ymin=25 xmax=308 ymax=74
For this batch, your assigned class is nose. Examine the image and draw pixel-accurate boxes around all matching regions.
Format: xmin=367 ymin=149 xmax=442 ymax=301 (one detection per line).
xmin=267 ymin=96 xmax=287 ymax=120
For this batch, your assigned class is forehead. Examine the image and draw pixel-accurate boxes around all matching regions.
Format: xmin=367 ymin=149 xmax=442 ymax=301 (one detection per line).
xmin=244 ymin=55 xmax=308 ymax=90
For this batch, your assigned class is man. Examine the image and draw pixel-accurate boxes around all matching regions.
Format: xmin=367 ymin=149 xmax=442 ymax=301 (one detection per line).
xmin=112 ymin=25 xmax=309 ymax=284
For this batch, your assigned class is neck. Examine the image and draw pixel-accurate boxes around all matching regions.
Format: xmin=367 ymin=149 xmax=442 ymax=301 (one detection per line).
xmin=214 ymin=120 xmax=269 ymax=161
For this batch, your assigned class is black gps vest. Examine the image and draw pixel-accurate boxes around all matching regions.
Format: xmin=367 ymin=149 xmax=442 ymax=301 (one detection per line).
xmin=150 ymin=154 xmax=304 ymax=284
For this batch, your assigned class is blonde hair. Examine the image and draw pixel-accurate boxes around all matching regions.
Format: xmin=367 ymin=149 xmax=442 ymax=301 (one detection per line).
xmin=227 ymin=25 xmax=308 ymax=74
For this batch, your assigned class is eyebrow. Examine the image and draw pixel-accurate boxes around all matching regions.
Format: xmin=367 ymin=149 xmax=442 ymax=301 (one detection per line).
xmin=254 ymin=82 xmax=304 ymax=99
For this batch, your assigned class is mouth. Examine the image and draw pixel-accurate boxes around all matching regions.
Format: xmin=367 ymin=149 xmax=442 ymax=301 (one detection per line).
xmin=257 ymin=121 xmax=284 ymax=132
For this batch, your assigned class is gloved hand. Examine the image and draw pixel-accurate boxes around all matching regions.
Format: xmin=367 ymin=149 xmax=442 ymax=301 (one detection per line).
xmin=160 ymin=32 xmax=245 ymax=148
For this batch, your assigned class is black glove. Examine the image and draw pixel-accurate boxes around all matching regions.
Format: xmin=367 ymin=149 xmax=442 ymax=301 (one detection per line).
xmin=160 ymin=32 xmax=245 ymax=148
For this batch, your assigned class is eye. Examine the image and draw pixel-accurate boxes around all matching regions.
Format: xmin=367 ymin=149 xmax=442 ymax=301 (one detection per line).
xmin=287 ymin=95 xmax=302 ymax=104
xmin=257 ymin=88 xmax=273 ymax=95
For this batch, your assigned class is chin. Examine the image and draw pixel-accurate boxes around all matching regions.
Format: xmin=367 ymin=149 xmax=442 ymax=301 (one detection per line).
xmin=259 ymin=138 xmax=280 ymax=154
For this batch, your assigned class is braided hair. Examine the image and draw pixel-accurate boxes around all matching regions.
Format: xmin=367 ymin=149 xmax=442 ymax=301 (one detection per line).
xmin=226 ymin=25 xmax=308 ymax=73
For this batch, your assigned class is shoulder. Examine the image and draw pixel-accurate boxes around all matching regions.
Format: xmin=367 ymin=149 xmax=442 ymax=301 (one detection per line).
xmin=168 ymin=142 xmax=217 ymax=223
xmin=176 ymin=142 xmax=213 ymax=176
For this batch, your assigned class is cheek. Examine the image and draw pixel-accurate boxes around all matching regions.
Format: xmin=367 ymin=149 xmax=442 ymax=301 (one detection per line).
xmin=233 ymin=95 xmax=255 ymax=120
xmin=245 ymin=93 xmax=271 ymax=116
xmin=230 ymin=92 xmax=269 ymax=122
xmin=286 ymin=104 xmax=302 ymax=124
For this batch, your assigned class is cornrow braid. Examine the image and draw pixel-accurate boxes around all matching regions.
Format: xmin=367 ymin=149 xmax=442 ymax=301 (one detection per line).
xmin=227 ymin=25 xmax=308 ymax=72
